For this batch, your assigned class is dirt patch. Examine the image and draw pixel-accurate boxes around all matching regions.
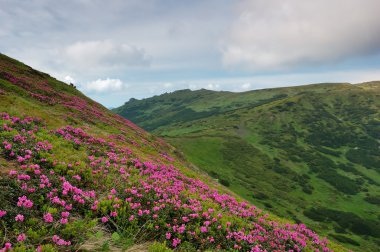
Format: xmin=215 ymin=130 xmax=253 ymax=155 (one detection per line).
xmin=126 ymin=243 xmax=150 ymax=252
xmin=0 ymin=157 xmax=17 ymax=175
xmin=235 ymin=124 xmax=249 ymax=137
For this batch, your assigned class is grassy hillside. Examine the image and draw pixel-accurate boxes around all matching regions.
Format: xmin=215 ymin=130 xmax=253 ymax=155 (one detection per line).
xmin=114 ymin=82 xmax=380 ymax=251
xmin=0 ymin=53 xmax=346 ymax=251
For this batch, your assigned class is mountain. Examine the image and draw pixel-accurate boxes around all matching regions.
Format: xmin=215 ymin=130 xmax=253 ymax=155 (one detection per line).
xmin=0 ymin=54 xmax=346 ymax=251
xmin=114 ymin=83 xmax=380 ymax=251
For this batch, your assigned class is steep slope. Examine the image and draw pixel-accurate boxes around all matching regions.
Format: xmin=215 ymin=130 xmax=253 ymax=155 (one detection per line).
xmin=0 ymin=54 xmax=345 ymax=251
xmin=114 ymin=83 xmax=380 ymax=251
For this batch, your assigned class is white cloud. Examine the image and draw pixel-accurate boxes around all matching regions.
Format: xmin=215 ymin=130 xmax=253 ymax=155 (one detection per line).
xmin=241 ymin=83 xmax=251 ymax=90
xmin=64 ymin=40 xmax=150 ymax=70
xmin=81 ymin=78 xmax=124 ymax=93
xmin=222 ymin=0 xmax=380 ymax=71
xmin=188 ymin=84 xmax=198 ymax=90
xmin=206 ymin=83 xmax=221 ymax=90
xmin=163 ymin=82 xmax=173 ymax=88
xmin=64 ymin=75 xmax=75 ymax=84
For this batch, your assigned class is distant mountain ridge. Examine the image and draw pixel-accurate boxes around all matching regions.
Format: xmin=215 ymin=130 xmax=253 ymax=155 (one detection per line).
xmin=114 ymin=81 xmax=380 ymax=251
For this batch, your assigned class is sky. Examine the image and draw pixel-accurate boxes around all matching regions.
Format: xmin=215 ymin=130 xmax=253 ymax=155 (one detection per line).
xmin=1 ymin=0 xmax=380 ymax=107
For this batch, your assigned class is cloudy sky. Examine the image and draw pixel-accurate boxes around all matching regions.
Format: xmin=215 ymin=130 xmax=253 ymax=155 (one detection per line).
xmin=1 ymin=0 xmax=380 ymax=107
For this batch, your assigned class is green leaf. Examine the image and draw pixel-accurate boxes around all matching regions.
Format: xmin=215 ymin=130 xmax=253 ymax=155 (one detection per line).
xmin=95 ymin=230 xmax=104 ymax=239
xmin=111 ymin=232 xmax=121 ymax=242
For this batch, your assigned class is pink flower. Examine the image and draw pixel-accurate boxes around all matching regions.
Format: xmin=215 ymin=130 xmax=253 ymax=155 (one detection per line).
xmin=3 ymin=242 xmax=12 ymax=251
xmin=0 ymin=210 xmax=6 ymax=217
xmin=101 ymin=216 xmax=108 ymax=223
xmin=43 ymin=213 xmax=54 ymax=223
xmin=52 ymin=235 xmax=59 ymax=243
xmin=17 ymin=195 xmax=33 ymax=208
xmin=166 ymin=232 xmax=171 ymax=239
xmin=60 ymin=218 xmax=68 ymax=224
xmin=72 ymin=175 xmax=81 ymax=181
xmin=61 ymin=211 xmax=70 ymax=218
xmin=9 ymin=170 xmax=17 ymax=176
xmin=178 ymin=225 xmax=186 ymax=234
xmin=65 ymin=204 xmax=73 ymax=211
xmin=52 ymin=235 xmax=71 ymax=246
xmin=17 ymin=174 xmax=30 ymax=180
xmin=172 ymin=238 xmax=181 ymax=247
xmin=200 ymin=226 xmax=208 ymax=233
xmin=129 ymin=215 xmax=134 ymax=221
xmin=15 ymin=214 xmax=24 ymax=222
xmin=17 ymin=233 xmax=26 ymax=242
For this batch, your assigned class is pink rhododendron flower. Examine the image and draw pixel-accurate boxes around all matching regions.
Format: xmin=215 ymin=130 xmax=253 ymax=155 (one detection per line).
xmin=17 ymin=233 xmax=26 ymax=242
xmin=200 ymin=226 xmax=208 ymax=233
xmin=2 ymin=242 xmax=12 ymax=251
xmin=101 ymin=216 xmax=108 ymax=223
xmin=0 ymin=210 xmax=6 ymax=217
xmin=172 ymin=238 xmax=181 ymax=247
xmin=72 ymin=174 xmax=81 ymax=180
xmin=15 ymin=214 xmax=24 ymax=222
xmin=9 ymin=170 xmax=17 ymax=175
xmin=52 ymin=235 xmax=71 ymax=246
xmin=60 ymin=218 xmax=68 ymax=224
xmin=61 ymin=211 xmax=70 ymax=218
xmin=17 ymin=195 xmax=33 ymax=208
xmin=43 ymin=213 xmax=53 ymax=223
xmin=65 ymin=204 xmax=73 ymax=211
xmin=166 ymin=232 xmax=171 ymax=239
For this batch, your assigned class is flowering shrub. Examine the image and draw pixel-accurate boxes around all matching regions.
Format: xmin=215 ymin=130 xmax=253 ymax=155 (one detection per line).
xmin=0 ymin=112 xmax=335 ymax=251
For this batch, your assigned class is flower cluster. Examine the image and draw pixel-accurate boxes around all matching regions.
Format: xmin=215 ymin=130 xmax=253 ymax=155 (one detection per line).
xmin=0 ymin=111 xmax=335 ymax=251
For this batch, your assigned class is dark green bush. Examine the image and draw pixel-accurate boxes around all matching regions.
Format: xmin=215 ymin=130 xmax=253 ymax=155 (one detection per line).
xmin=364 ymin=195 xmax=380 ymax=205
xmin=219 ymin=178 xmax=230 ymax=187
xmin=304 ymin=207 xmax=380 ymax=238
xmin=317 ymin=169 xmax=360 ymax=195
xmin=330 ymin=234 xmax=360 ymax=246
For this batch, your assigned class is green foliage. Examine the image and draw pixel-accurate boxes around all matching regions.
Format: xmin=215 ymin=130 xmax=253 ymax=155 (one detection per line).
xmin=111 ymin=232 xmax=121 ymax=242
xmin=148 ymin=241 xmax=173 ymax=252
xmin=219 ymin=178 xmax=230 ymax=187
xmin=317 ymin=169 xmax=360 ymax=195
xmin=330 ymin=234 xmax=360 ymax=246
xmin=345 ymin=149 xmax=380 ymax=170
xmin=315 ymin=146 xmax=341 ymax=157
xmin=60 ymin=219 xmax=97 ymax=243
xmin=304 ymin=207 xmax=380 ymax=238
xmin=365 ymin=195 xmax=380 ymax=205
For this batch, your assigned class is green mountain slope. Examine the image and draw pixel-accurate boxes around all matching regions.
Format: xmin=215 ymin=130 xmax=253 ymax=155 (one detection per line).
xmin=114 ymin=82 xmax=380 ymax=251
xmin=0 ymin=54 xmax=347 ymax=251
